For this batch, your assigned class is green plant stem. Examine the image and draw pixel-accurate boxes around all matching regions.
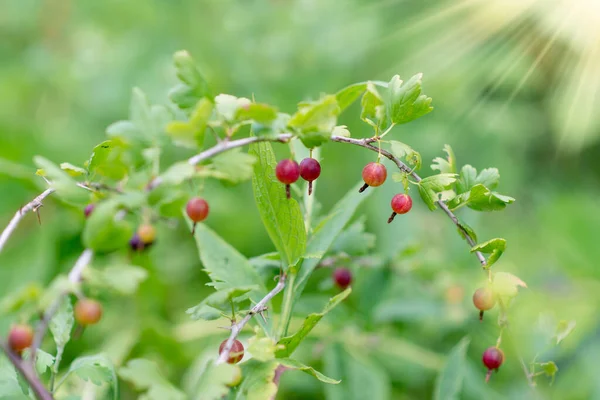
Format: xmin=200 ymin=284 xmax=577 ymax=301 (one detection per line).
xmin=277 ymin=271 xmax=297 ymax=339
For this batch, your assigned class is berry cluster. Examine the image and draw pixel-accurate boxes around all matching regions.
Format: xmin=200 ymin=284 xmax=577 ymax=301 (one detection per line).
xmin=275 ymin=157 xmax=321 ymax=199
xmin=472 ymin=286 xmax=505 ymax=381
xmin=360 ymin=162 xmax=413 ymax=223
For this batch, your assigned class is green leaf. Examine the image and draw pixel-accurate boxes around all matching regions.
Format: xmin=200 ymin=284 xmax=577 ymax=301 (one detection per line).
xmin=158 ymin=162 xmax=196 ymax=186
xmin=457 ymin=219 xmax=478 ymax=243
xmin=433 ymin=337 xmax=470 ymax=400
xmin=323 ymin=343 xmax=390 ymax=400
xmin=83 ymin=264 xmax=148 ymax=295
xmin=170 ymin=50 xmax=211 ymax=111
xmin=331 ymin=218 xmax=376 ymax=256
xmin=0 ymin=283 xmax=42 ymax=315
xmin=82 ymin=199 xmax=133 ymax=252
xmin=0 ymin=354 xmax=28 ymax=398
xmin=34 ymin=349 xmax=55 ymax=375
xmin=538 ymin=361 xmax=558 ymax=382
xmin=120 ymin=359 xmax=185 ymax=400
xmin=49 ymin=297 xmax=74 ymax=374
xmin=289 ymin=95 xmax=340 ymax=148
xmin=555 ymin=320 xmax=576 ymax=345
xmin=360 ymin=83 xmax=386 ymax=129
xmin=458 ymin=184 xmax=515 ymax=212
xmin=37 ymin=276 xmax=74 ymax=311
xmin=457 ymin=165 xmax=500 ymax=193
xmin=417 ymin=173 xmax=457 ymax=211
xmin=332 ymin=125 xmax=351 ymax=138
xmin=236 ymin=360 xmax=278 ymax=400
xmin=33 ymin=156 xmax=89 ymax=205
xmin=166 ymin=98 xmax=213 ymax=148
xmin=277 ymin=358 xmax=340 ymax=384
xmin=60 ymin=163 xmax=86 ymax=177
xmin=211 ymin=148 xmax=256 ymax=184
xmin=215 ymin=94 xmax=251 ymax=122
xmin=276 ymin=288 xmax=351 ymax=358
xmin=492 ymin=272 xmax=527 ymax=298
xmin=237 ymin=103 xmax=278 ymax=124
xmin=431 ymin=145 xmax=456 ymax=174
xmin=87 ymin=140 xmax=129 ymax=181
xmin=186 ymin=286 xmax=256 ymax=321
xmin=192 ymin=223 xmax=266 ymax=307
xmin=148 ymin=184 xmax=188 ymax=218
xmin=471 ymin=238 xmax=506 ymax=267
xmin=250 ymin=141 xmax=306 ymax=268
xmin=294 ymin=183 xmax=372 ymax=299
xmin=131 ymin=88 xmax=172 ymax=142
xmin=61 ymin=354 xmax=117 ymax=399
xmin=336 ymin=82 xmax=367 ymax=112
xmin=248 ymin=336 xmax=280 ymax=362
xmin=389 ymin=141 xmax=422 ymax=170
xmin=386 ymin=73 xmax=433 ymax=125
xmin=192 ymin=361 xmax=240 ymax=400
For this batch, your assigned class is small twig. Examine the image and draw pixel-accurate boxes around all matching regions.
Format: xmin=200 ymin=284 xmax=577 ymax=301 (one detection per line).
xmin=216 ymin=274 xmax=286 ymax=365
xmin=0 ymin=188 xmax=55 ymax=253
xmin=0 ymin=341 xmax=54 ymax=400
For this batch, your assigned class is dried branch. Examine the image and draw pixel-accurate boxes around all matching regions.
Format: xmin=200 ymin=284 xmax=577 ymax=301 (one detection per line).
xmin=0 ymin=342 xmax=53 ymax=400
xmin=0 ymin=188 xmax=55 ymax=253
xmin=216 ymin=274 xmax=286 ymax=365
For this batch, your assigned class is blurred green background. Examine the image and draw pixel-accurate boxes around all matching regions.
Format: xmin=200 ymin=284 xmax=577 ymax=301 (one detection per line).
xmin=1 ymin=0 xmax=600 ymax=399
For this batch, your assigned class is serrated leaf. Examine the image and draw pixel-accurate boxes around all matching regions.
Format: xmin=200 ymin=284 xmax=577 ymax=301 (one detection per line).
xmin=49 ymin=296 xmax=74 ymax=376
xmin=82 ymin=199 xmax=133 ymax=252
xmin=555 ymin=320 xmax=576 ymax=345
xmin=471 ymin=238 xmax=507 ymax=267
xmin=211 ymin=148 xmax=256 ymax=184
xmin=120 ymin=359 xmax=185 ymax=400
xmin=464 ymin=184 xmax=515 ymax=212
xmin=186 ymin=286 xmax=256 ymax=321
xmin=431 ymin=145 xmax=456 ymax=174
xmin=386 ymin=74 xmax=433 ymax=125
xmin=236 ymin=103 xmax=278 ymax=124
xmin=192 ymin=361 xmax=240 ymax=400
xmin=417 ymin=173 xmax=457 ymax=211
xmin=60 ymin=163 xmax=86 ymax=177
xmin=294 ymin=183 xmax=372 ymax=299
xmin=336 ymin=82 xmax=367 ymax=112
xmin=236 ymin=360 xmax=278 ymax=400
xmin=170 ymin=50 xmax=211 ymax=111
xmin=389 ymin=141 xmax=422 ymax=169
xmin=0 ymin=354 xmax=27 ymax=397
xmin=434 ymin=337 xmax=470 ymax=400
xmin=83 ymin=264 xmax=148 ymax=295
xmin=215 ymin=94 xmax=251 ymax=122
xmin=61 ymin=354 xmax=117 ymax=399
xmin=277 ymin=358 xmax=340 ymax=384
xmin=250 ymin=141 xmax=306 ymax=268
xmin=289 ymin=95 xmax=340 ymax=148
xmin=360 ymin=82 xmax=385 ymax=129
xmin=493 ymin=272 xmax=527 ymax=298
xmin=276 ymin=288 xmax=351 ymax=358
xmin=33 ymin=156 xmax=89 ymax=205
xmin=34 ymin=349 xmax=55 ymax=375
xmin=166 ymin=98 xmax=213 ymax=148
xmin=87 ymin=140 xmax=129 ymax=181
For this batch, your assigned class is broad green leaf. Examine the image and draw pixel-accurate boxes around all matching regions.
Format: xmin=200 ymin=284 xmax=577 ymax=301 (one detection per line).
xmin=211 ymin=148 xmax=256 ymax=184
xmin=120 ymin=359 xmax=185 ymax=400
xmin=87 ymin=140 xmax=128 ymax=181
xmin=170 ymin=50 xmax=211 ymax=111
xmin=276 ymin=288 xmax=351 ymax=358
xmin=417 ymin=173 xmax=457 ymax=211
xmin=277 ymin=358 xmax=340 ymax=384
xmin=159 ymin=162 xmax=196 ymax=185
xmin=389 ymin=141 xmax=422 ymax=170
xmin=148 ymin=184 xmax=188 ymax=218
xmin=166 ymin=98 xmax=213 ymax=148
xmin=131 ymin=88 xmax=172 ymax=142
xmin=555 ymin=320 xmax=576 ymax=345
xmin=336 ymin=82 xmax=367 ymax=112
xmin=60 ymin=354 xmax=117 ymax=399
xmin=60 ymin=162 xmax=86 ymax=177
xmin=248 ymin=336 xmax=280 ymax=362
xmin=186 ymin=286 xmax=256 ymax=321
xmin=192 ymin=361 xmax=240 ymax=400
xmin=251 ymin=112 xmax=291 ymax=137
xmin=457 ymin=184 xmax=515 ymax=212
xmin=83 ymin=264 xmax=148 ymax=295
xmin=33 ymin=156 xmax=89 ymax=205
xmin=34 ymin=349 xmax=54 ymax=375
xmin=82 ymin=199 xmax=133 ymax=252
xmin=215 ymin=94 xmax=251 ymax=122
xmin=0 ymin=283 xmax=42 ymax=315
xmin=457 ymin=165 xmax=500 ymax=193
xmin=457 ymin=219 xmax=478 ymax=243
xmin=192 ymin=223 xmax=266 ymax=303
xmin=331 ymin=218 xmax=376 ymax=256
xmin=434 ymin=337 xmax=470 ymax=400
xmin=386 ymin=74 xmax=433 ymax=125
xmin=332 ymin=125 xmax=351 ymax=138
xmin=323 ymin=343 xmax=390 ymax=400
xmin=294 ymin=183 xmax=372 ymax=299
xmin=236 ymin=360 xmax=278 ymax=400
xmin=360 ymin=83 xmax=385 ymax=129
xmin=0 ymin=354 xmax=27 ymax=398
xmin=431 ymin=145 xmax=456 ymax=174
xmin=471 ymin=238 xmax=507 ymax=267
xmin=289 ymin=95 xmax=340 ymax=148
xmin=493 ymin=272 xmax=527 ymax=298
xmin=250 ymin=141 xmax=306 ymax=268
xmin=237 ymin=103 xmax=278 ymax=124
xmin=49 ymin=297 xmax=74 ymax=374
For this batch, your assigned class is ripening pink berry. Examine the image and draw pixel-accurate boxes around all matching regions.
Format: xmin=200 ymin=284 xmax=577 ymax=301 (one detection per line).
xmin=360 ymin=162 xmax=387 ymax=193
xmin=219 ymin=339 xmax=244 ymax=364
xmin=275 ymin=159 xmax=300 ymax=199
xmin=388 ymin=194 xmax=412 ymax=223
xmin=299 ymin=158 xmax=321 ymax=195
xmin=482 ymin=346 xmax=504 ymax=382
xmin=333 ymin=267 xmax=352 ymax=290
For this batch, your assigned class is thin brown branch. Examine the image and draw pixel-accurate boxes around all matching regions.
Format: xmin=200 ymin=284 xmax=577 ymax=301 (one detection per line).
xmin=0 ymin=188 xmax=55 ymax=253
xmin=0 ymin=341 xmax=54 ymax=400
xmin=216 ymin=274 xmax=286 ymax=365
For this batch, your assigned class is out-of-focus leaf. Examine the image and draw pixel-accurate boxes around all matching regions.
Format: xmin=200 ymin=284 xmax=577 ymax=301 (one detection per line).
xmin=33 ymin=156 xmax=89 ymax=205
xmin=555 ymin=320 xmax=576 ymax=345
xmin=431 ymin=145 xmax=456 ymax=174
xmin=170 ymin=50 xmax=211 ymax=111
xmin=49 ymin=297 xmax=74 ymax=375
xmin=186 ymin=286 xmax=256 ymax=321
xmin=119 ymin=359 xmax=185 ymax=400
xmin=332 ymin=125 xmax=351 ymax=137
xmin=331 ymin=218 xmax=375 ymax=256
xmin=82 ymin=199 xmax=133 ymax=252
xmin=192 ymin=361 xmax=240 ymax=400
xmin=60 ymin=163 xmax=86 ymax=177
xmin=166 ymin=98 xmax=213 ymax=148
xmin=248 ymin=336 xmax=280 ymax=362
xmin=215 ymin=94 xmax=251 ymax=122
xmin=538 ymin=361 xmax=558 ymax=383
xmin=0 ymin=283 xmax=42 ymax=315
xmin=250 ymin=141 xmax=306 ymax=268
xmin=87 ymin=140 xmax=129 ymax=181
xmin=237 ymin=103 xmax=278 ymax=124
xmin=211 ymin=148 xmax=256 ymax=184
xmin=386 ymin=74 xmax=433 ymax=125
xmin=61 ymin=354 xmax=117 ymax=399
xmin=471 ymin=238 xmax=507 ymax=267
xmin=493 ymin=271 xmax=527 ymax=298
xmin=236 ymin=360 xmax=278 ymax=400
xmin=336 ymin=82 xmax=367 ymax=112
xmin=433 ymin=337 xmax=470 ymax=400
xmin=276 ymin=288 xmax=351 ymax=358
xmin=389 ymin=141 xmax=422 ymax=170
xmin=361 ymin=83 xmax=386 ymax=129
xmin=83 ymin=265 xmax=148 ymax=295
xmin=277 ymin=358 xmax=340 ymax=384
xmin=289 ymin=95 xmax=340 ymax=148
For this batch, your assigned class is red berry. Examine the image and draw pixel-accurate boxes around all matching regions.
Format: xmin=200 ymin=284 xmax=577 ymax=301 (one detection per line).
xmin=84 ymin=204 xmax=95 ymax=218
xmin=473 ymin=287 xmax=496 ymax=320
xmin=388 ymin=194 xmax=412 ymax=223
xmin=219 ymin=339 xmax=244 ymax=364
xmin=186 ymin=198 xmax=210 ymax=223
xmin=299 ymin=158 xmax=321 ymax=196
xmin=333 ymin=267 xmax=352 ymax=290
xmin=359 ymin=162 xmax=387 ymax=193
xmin=74 ymin=299 xmax=103 ymax=326
xmin=8 ymin=324 xmax=33 ymax=353
xmin=275 ymin=159 xmax=300 ymax=199
xmin=482 ymin=347 xmax=504 ymax=382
